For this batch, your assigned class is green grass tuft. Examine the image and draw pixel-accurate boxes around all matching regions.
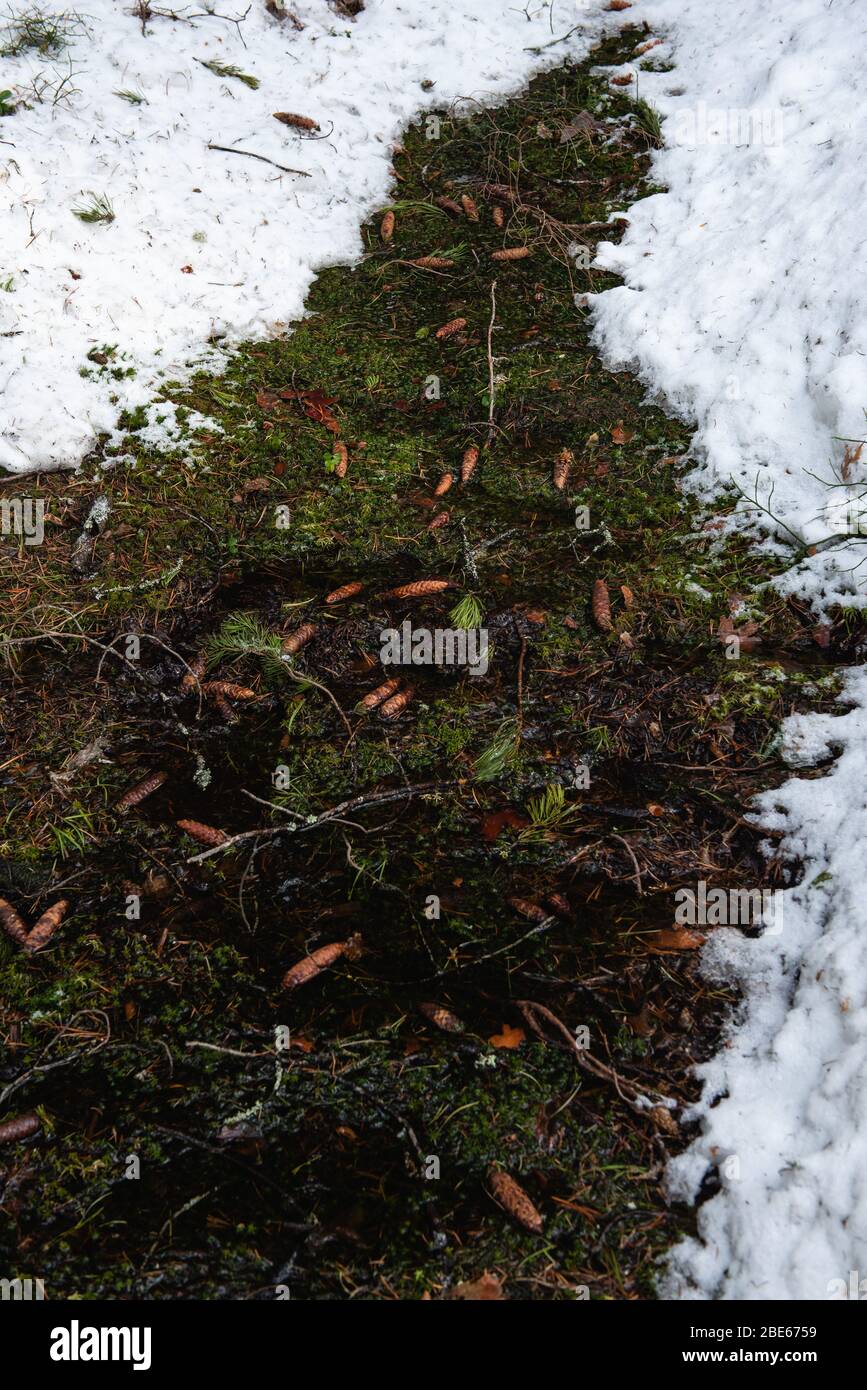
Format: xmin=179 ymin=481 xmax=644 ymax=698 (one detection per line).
xmin=197 ymin=57 xmax=259 ymax=89
xmin=72 ymin=192 xmax=115 ymax=225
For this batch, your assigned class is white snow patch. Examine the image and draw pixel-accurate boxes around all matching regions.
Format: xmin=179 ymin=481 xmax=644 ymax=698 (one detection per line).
xmin=0 ymin=0 xmax=610 ymax=473
xmin=588 ymin=0 xmax=867 ymax=1299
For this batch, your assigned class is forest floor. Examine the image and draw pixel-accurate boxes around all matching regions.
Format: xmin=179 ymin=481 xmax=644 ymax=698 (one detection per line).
xmin=0 ymin=27 xmax=847 ymax=1299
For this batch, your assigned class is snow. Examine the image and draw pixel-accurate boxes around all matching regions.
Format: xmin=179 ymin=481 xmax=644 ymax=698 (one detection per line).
xmin=589 ymin=0 xmax=867 ymax=1299
xmin=0 ymin=0 xmax=610 ymax=474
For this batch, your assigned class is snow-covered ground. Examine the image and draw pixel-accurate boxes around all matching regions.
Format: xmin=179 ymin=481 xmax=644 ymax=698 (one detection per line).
xmin=0 ymin=0 xmax=611 ymax=473
xmin=590 ymin=0 xmax=867 ymax=1299
xmin=6 ymin=0 xmax=867 ymax=1303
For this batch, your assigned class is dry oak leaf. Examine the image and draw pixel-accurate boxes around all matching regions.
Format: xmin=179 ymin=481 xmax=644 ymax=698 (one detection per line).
xmin=488 ymin=1167 xmax=544 ymax=1234
xmin=273 ymin=111 xmax=320 ymax=130
xmin=559 ymin=110 xmax=602 ymax=143
xmin=482 ymin=808 xmax=528 ymax=842
xmin=716 ymin=615 xmax=761 ymax=651
xmin=276 ymin=386 xmax=340 ymax=433
xmin=435 ymin=316 xmax=468 ymax=340
xmin=610 ymin=420 xmax=633 ymax=445
xmin=449 ymin=1272 xmax=505 ymax=1301
xmin=591 ymin=578 xmax=613 ymax=631
xmin=647 ymin=927 xmax=706 ymax=953
xmin=841 ymin=442 xmax=863 ymax=480
xmin=488 ymin=1023 xmax=525 ymax=1050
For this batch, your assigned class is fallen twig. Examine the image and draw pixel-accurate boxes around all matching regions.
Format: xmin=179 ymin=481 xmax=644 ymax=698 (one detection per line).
xmin=486 ymin=279 xmax=497 ymax=444
xmin=207 ymin=143 xmax=310 ymax=177
xmin=186 ymin=779 xmax=459 ymax=863
xmin=515 ymin=999 xmax=675 ymax=1117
